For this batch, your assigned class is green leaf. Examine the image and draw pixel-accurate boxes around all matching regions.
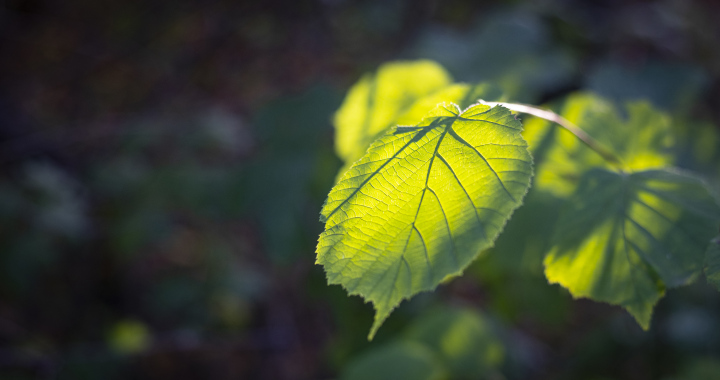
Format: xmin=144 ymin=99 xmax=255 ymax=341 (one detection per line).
xmin=333 ymin=60 xmax=506 ymax=172
xmin=333 ymin=82 xmax=503 ymax=183
xmin=544 ymin=168 xmax=720 ymax=328
xmin=334 ymin=60 xmax=453 ymax=164
xmin=340 ymin=341 xmax=447 ymax=380
xmin=404 ymin=307 xmax=504 ymax=378
xmin=531 ymin=93 xmax=674 ymax=196
xmin=317 ymin=103 xmax=533 ymax=339
xmin=704 ymin=236 xmax=720 ymax=290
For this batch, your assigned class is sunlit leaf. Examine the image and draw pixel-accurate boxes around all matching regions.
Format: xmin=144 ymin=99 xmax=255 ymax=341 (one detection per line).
xmin=317 ymin=103 xmax=533 ymax=339
xmin=404 ymin=307 xmax=504 ymax=378
xmin=544 ymin=169 xmax=720 ymax=328
xmin=340 ymin=341 xmax=447 ymax=380
xmin=334 ymin=60 xmax=453 ymax=164
xmin=333 ymin=81 xmax=504 ymax=182
xmin=532 ymin=93 xmax=674 ymax=196
xmin=704 ymin=236 xmax=720 ymax=291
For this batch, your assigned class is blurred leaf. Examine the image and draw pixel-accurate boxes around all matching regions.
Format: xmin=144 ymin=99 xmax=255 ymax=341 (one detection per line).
xmin=107 ymin=320 xmax=151 ymax=355
xmin=480 ymin=188 xmax=564 ymax=277
xmin=533 ymin=93 xmax=674 ymax=196
xmin=404 ymin=307 xmax=504 ymax=378
xmin=544 ymin=169 xmax=720 ymax=328
xmin=704 ymin=236 xmax=720 ymax=291
xmin=340 ymin=341 xmax=447 ymax=380
xmin=334 ymin=60 xmax=452 ymax=164
xmin=318 ymin=103 xmax=532 ymax=338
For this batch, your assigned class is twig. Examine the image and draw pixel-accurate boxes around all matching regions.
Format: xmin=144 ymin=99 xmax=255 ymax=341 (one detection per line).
xmin=484 ymin=101 xmax=624 ymax=168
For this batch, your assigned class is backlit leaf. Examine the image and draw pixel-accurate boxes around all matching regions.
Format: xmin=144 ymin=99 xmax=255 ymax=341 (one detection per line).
xmin=544 ymin=169 xmax=720 ymax=328
xmin=334 ymin=60 xmax=452 ymax=164
xmin=317 ymin=103 xmax=533 ymax=339
xmin=333 ymin=82 xmax=504 ymax=182
xmin=532 ymin=93 xmax=674 ymax=196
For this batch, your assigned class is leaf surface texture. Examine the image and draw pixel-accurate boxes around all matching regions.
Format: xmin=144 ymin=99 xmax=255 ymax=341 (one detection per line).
xmin=334 ymin=60 xmax=453 ymax=164
xmin=318 ymin=103 xmax=532 ymax=338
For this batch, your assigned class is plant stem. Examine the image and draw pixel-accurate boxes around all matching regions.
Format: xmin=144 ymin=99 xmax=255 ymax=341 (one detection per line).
xmin=484 ymin=101 xmax=624 ymax=168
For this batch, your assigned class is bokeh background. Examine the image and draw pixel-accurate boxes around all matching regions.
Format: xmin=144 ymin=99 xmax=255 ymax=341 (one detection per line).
xmin=1 ymin=0 xmax=720 ymax=379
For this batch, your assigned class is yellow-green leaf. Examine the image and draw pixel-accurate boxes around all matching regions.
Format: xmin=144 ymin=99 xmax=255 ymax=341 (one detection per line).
xmin=334 ymin=60 xmax=453 ymax=164
xmin=544 ymin=169 xmax=720 ymax=328
xmin=317 ymin=103 xmax=533 ymax=339
xmin=531 ymin=93 xmax=674 ymax=196
xmin=333 ymin=82 xmax=504 ymax=182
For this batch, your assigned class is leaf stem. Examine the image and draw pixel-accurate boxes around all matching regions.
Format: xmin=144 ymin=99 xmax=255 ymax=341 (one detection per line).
xmin=484 ymin=101 xmax=624 ymax=168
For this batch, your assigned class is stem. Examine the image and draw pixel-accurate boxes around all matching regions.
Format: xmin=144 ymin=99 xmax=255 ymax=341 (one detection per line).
xmin=484 ymin=101 xmax=624 ymax=168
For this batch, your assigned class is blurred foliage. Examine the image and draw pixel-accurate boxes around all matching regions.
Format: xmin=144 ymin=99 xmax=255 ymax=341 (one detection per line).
xmin=407 ymin=10 xmax=577 ymax=102
xmin=340 ymin=341 xmax=447 ymax=380
xmin=340 ymin=306 xmax=503 ymax=380
xmin=403 ymin=307 xmax=504 ymax=378
xmin=1 ymin=0 xmax=720 ymax=379
xmin=705 ymin=237 xmax=720 ymax=291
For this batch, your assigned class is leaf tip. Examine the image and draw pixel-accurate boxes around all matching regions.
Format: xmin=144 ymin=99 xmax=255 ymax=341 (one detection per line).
xmin=367 ymin=309 xmax=390 ymax=341
xmin=627 ymin=305 xmax=654 ymax=331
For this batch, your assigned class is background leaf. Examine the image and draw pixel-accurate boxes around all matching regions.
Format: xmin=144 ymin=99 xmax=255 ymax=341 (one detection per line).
xmin=333 ymin=61 xmax=506 ymax=175
xmin=339 ymin=341 xmax=447 ymax=380
xmin=318 ymin=103 xmax=533 ymax=338
xmin=544 ymin=169 xmax=720 ymax=328
xmin=404 ymin=307 xmax=504 ymax=378
xmin=530 ymin=93 xmax=674 ymax=196
xmin=334 ymin=60 xmax=453 ymax=164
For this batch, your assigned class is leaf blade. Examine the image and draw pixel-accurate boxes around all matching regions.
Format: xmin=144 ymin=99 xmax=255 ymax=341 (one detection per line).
xmin=318 ymin=103 xmax=533 ymax=339
xmin=531 ymin=93 xmax=674 ymax=196
xmin=544 ymin=168 xmax=720 ymax=328
xmin=334 ymin=60 xmax=453 ymax=164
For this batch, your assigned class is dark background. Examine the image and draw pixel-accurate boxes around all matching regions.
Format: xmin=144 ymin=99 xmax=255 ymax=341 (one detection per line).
xmin=1 ymin=0 xmax=720 ymax=379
